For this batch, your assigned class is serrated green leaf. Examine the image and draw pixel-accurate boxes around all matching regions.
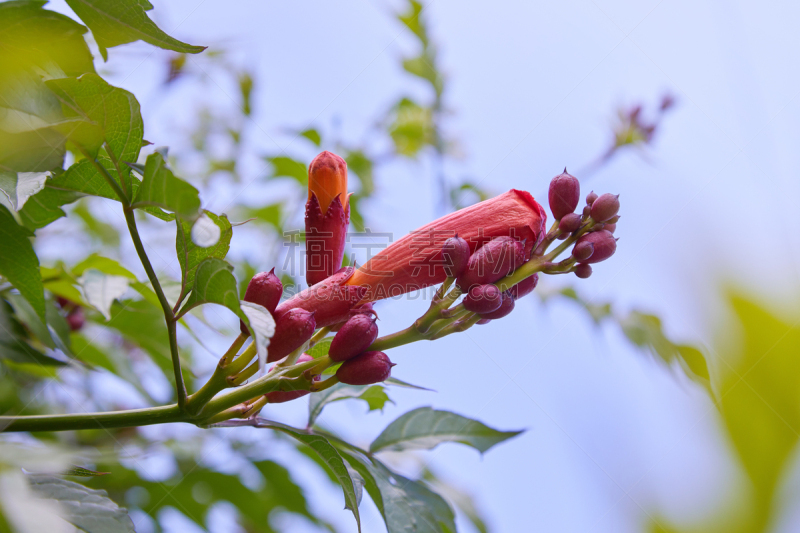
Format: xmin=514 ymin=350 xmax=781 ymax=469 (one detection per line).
xmin=17 ymin=186 xmax=82 ymax=231
xmin=250 ymin=420 xmax=361 ymax=532
xmin=132 ymin=152 xmax=200 ymax=218
xmin=64 ymin=0 xmax=206 ymax=60
xmin=176 ymin=211 xmax=231 ymax=300
xmin=385 ymin=376 xmax=434 ymax=391
xmin=28 ymin=474 xmax=135 ymax=532
xmin=0 ymin=204 xmax=45 ymax=321
xmin=45 ymin=74 xmax=143 ymax=179
xmin=370 ymin=407 xmax=522 ymax=454
xmin=341 ymin=450 xmax=455 ymax=533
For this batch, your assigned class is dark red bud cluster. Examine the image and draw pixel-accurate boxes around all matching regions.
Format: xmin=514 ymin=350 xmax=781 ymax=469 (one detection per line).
xmin=571 ymin=230 xmax=617 ymax=279
xmin=266 ymin=354 xmax=320 ymax=403
xmin=441 ymin=235 xmax=470 ymax=278
xmin=329 ymin=314 xmax=379 ymax=362
xmin=548 ymin=170 xmax=580 ymax=220
xmin=457 ymin=236 xmax=525 ymax=290
xmin=586 ymin=191 xmax=598 ymax=206
xmin=558 ymin=213 xmax=582 ymax=234
xmin=57 ymin=297 xmax=85 ymax=331
xmin=336 ymin=351 xmax=394 ymax=385
xmin=267 ymin=308 xmax=316 ymax=363
xmin=479 ymin=291 xmax=515 ymax=319
xmin=240 ymin=269 xmax=283 ymax=335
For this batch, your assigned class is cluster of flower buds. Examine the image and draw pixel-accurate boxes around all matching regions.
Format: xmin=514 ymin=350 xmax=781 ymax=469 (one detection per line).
xmin=547 ymin=169 xmax=620 ymax=279
xmin=57 ymin=297 xmax=85 ymax=331
xmin=265 ymin=354 xmax=319 ymax=403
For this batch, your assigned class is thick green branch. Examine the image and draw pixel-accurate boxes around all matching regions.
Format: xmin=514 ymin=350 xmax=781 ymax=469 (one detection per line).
xmin=0 ymin=405 xmax=183 ymax=433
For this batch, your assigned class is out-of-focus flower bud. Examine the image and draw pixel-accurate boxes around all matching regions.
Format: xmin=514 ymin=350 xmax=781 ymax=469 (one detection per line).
xmin=574 ymin=263 xmax=592 ymax=278
xmin=558 ymin=213 xmax=582 ymax=234
xmin=509 ymin=273 xmax=538 ymax=300
xmin=548 ymin=170 xmax=580 ymax=220
xmin=266 ymin=354 xmax=319 ymax=403
xmin=586 ymin=191 xmax=598 ymax=206
xmin=575 ymin=230 xmax=616 ymax=264
xmin=306 ymin=151 xmax=350 ymax=286
xmin=441 ymin=235 xmax=471 ymax=278
xmin=590 ymin=193 xmax=620 ymax=222
xmin=66 ymin=307 xmax=85 ymax=331
xmin=267 ymin=309 xmax=317 ymax=363
xmin=572 ymin=241 xmax=594 ymax=262
xmin=477 ymin=318 xmax=492 ymax=325
xmin=463 ymin=284 xmax=503 ymax=314
xmin=457 ymin=237 xmax=526 ymax=289
xmin=604 ymin=223 xmax=617 ymax=234
xmin=336 ymin=351 xmax=394 ymax=385
xmin=329 ymin=314 xmax=379 ymax=362
xmin=606 ymin=215 xmax=620 ymax=224
xmin=479 ymin=291 xmax=515 ymax=319
xmin=240 ymin=269 xmax=283 ymax=335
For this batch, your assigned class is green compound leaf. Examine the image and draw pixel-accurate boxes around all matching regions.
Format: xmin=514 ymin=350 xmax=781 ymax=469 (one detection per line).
xmin=65 ymin=0 xmax=206 ymax=60
xmin=28 ymin=474 xmax=135 ymax=532
xmin=132 ymin=152 xmax=200 ymax=219
xmin=370 ymin=406 xmax=522 ymax=454
xmin=308 ymin=382 xmax=393 ymax=426
xmin=0 ymin=204 xmax=45 ymax=321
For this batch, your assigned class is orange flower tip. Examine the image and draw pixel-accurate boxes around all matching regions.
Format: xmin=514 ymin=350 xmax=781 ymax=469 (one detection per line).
xmin=309 ymin=151 xmax=348 ymax=213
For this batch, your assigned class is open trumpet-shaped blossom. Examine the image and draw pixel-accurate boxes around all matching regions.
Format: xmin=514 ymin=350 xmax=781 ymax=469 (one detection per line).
xmin=346 ymin=189 xmax=547 ymax=301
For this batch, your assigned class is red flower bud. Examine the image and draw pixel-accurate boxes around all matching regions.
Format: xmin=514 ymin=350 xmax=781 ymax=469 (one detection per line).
xmin=330 ymin=302 xmax=376 ymax=332
xmin=575 ymin=230 xmax=616 ymax=264
xmin=66 ymin=307 xmax=85 ymax=331
xmin=463 ymin=284 xmax=503 ymax=314
xmin=586 ymin=191 xmax=598 ymax=206
xmin=509 ymin=273 xmax=538 ymax=300
xmin=441 ymin=235 xmax=470 ymax=278
xmin=477 ymin=318 xmax=492 ymax=325
xmin=457 ymin=237 xmax=526 ymax=289
xmin=306 ymin=151 xmax=350 ymax=286
xmin=479 ymin=290 xmax=515 ymax=319
xmin=548 ymin=170 xmax=580 ymax=220
xmin=266 ymin=354 xmax=319 ymax=403
xmin=267 ymin=308 xmax=316 ymax=363
xmin=572 ymin=241 xmax=594 ymax=262
xmin=329 ymin=314 xmax=379 ymax=362
xmin=590 ymin=193 xmax=620 ymax=222
xmin=558 ymin=213 xmax=582 ymax=234
xmin=240 ymin=269 xmax=283 ymax=335
xmin=604 ymin=223 xmax=616 ymax=234
xmin=336 ymin=351 xmax=394 ymax=385
xmin=574 ymin=263 xmax=592 ymax=278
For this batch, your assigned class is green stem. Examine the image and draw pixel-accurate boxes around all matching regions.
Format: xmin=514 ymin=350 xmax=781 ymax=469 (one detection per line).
xmin=79 ymin=147 xmax=129 ymax=204
xmin=0 ymin=405 xmax=183 ymax=433
xmin=368 ymin=325 xmax=424 ymax=351
xmin=123 ymin=204 xmax=187 ymax=409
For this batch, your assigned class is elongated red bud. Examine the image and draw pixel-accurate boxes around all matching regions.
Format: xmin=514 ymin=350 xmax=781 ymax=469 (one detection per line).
xmin=240 ymin=269 xmax=283 ymax=335
xmin=558 ymin=213 xmax=582 ymax=234
xmin=509 ymin=273 xmax=538 ymax=300
xmin=548 ymin=170 xmax=580 ymax=220
xmin=463 ymin=284 xmax=503 ymax=314
xmin=441 ymin=235 xmax=470 ymax=278
xmin=590 ymin=193 xmax=620 ymax=222
xmin=336 ymin=351 xmax=394 ymax=385
xmin=457 ymin=237 xmax=525 ymax=289
xmin=266 ymin=354 xmax=319 ymax=403
xmin=586 ymin=191 xmax=598 ymax=206
xmin=574 ymin=263 xmax=592 ymax=278
xmin=306 ymin=151 xmax=349 ymax=286
xmin=572 ymin=241 xmax=594 ymax=262
xmin=267 ymin=308 xmax=316 ymax=362
xmin=575 ymin=230 xmax=616 ymax=264
xmin=329 ymin=315 xmax=379 ymax=362
xmin=479 ymin=290 xmax=515 ymax=319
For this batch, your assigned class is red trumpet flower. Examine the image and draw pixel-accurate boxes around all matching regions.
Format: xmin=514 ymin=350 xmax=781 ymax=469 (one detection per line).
xmin=346 ymin=189 xmax=546 ymax=301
